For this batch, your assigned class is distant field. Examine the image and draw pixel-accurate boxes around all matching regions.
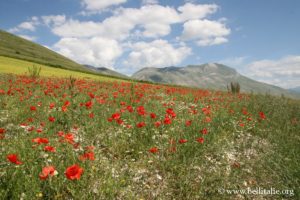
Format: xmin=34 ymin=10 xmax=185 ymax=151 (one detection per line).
xmin=0 ymin=56 xmax=123 ymax=82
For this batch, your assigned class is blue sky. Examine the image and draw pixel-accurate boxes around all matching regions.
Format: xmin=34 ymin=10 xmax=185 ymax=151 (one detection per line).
xmin=0 ymin=0 xmax=299 ymax=88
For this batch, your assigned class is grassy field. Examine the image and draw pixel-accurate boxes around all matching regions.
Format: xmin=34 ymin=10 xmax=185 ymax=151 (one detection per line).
xmin=0 ymin=30 xmax=87 ymax=72
xmin=0 ymin=73 xmax=299 ymax=199
xmin=0 ymin=56 xmax=123 ymax=82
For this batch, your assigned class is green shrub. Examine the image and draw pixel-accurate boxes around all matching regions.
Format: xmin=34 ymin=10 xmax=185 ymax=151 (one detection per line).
xmin=27 ymin=65 xmax=41 ymax=79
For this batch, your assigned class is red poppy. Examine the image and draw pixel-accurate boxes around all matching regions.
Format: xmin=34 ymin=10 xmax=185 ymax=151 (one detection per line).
xmin=65 ymin=164 xmax=84 ymax=180
xmin=136 ymin=122 xmax=146 ymax=128
xmin=111 ymin=113 xmax=121 ymax=120
xmin=163 ymin=116 xmax=172 ymax=125
xmin=30 ymin=106 xmax=37 ymax=111
xmin=44 ymin=146 xmax=56 ymax=152
xmin=179 ymin=139 xmax=188 ymax=144
xmin=150 ymin=113 xmax=157 ymax=119
xmin=39 ymin=166 xmax=56 ymax=180
xmin=201 ymin=128 xmax=208 ymax=135
xmin=0 ymin=128 xmax=5 ymax=134
xmin=7 ymin=154 xmax=23 ymax=165
xmin=149 ymin=147 xmax=159 ymax=153
xmin=196 ymin=137 xmax=204 ymax=144
xmin=48 ymin=116 xmax=55 ymax=122
xmin=154 ymin=121 xmax=161 ymax=127
xmin=49 ymin=102 xmax=55 ymax=109
xmin=185 ymin=120 xmax=192 ymax=126
xmin=259 ymin=112 xmax=266 ymax=120
xmin=32 ymin=137 xmax=49 ymax=144
xmin=79 ymin=152 xmax=95 ymax=161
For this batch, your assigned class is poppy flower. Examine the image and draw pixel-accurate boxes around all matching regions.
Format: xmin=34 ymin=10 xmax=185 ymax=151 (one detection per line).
xmin=201 ymin=128 xmax=208 ymax=135
xmin=32 ymin=137 xmax=49 ymax=144
xmin=65 ymin=164 xmax=84 ymax=180
xmin=154 ymin=121 xmax=161 ymax=127
xmin=149 ymin=147 xmax=159 ymax=154
xmin=30 ymin=106 xmax=37 ymax=111
xmin=44 ymin=146 xmax=56 ymax=152
xmin=163 ymin=116 xmax=172 ymax=125
xmin=259 ymin=112 xmax=266 ymax=120
xmin=0 ymin=128 xmax=5 ymax=134
xmin=7 ymin=154 xmax=23 ymax=165
xmin=179 ymin=139 xmax=188 ymax=144
xmin=79 ymin=152 xmax=95 ymax=161
xmin=185 ymin=120 xmax=192 ymax=126
xmin=150 ymin=113 xmax=156 ymax=119
xmin=136 ymin=122 xmax=146 ymax=128
xmin=48 ymin=116 xmax=55 ymax=122
xmin=196 ymin=137 xmax=204 ymax=144
xmin=39 ymin=166 xmax=56 ymax=180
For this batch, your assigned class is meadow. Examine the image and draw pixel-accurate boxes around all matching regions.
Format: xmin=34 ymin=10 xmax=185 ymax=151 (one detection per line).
xmin=0 ymin=72 xmax=299 ymax=199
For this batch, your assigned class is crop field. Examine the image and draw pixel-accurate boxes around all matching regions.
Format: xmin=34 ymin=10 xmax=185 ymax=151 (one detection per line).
xmin=0 ymin=56 xmax=122 ymax=82
xmin=0 ymin=74 xmax=299 ymax=199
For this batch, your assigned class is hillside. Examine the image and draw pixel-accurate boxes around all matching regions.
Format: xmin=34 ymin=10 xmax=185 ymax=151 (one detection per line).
xmin=84 ymin=65 xmax=129 ymax=78
xmin=132 ymin=63 xmax=298 ymax=98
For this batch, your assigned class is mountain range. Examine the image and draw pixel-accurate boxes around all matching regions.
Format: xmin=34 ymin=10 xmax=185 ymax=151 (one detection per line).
xmin=131 ymin=63 xmax=299 ymax=98
xmin=0 ymin=29 xmax=299 ymax=98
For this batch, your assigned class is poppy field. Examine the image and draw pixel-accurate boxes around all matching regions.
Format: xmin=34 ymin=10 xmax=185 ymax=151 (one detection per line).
xmin=0 ymin=74 xmax=299 ymax=199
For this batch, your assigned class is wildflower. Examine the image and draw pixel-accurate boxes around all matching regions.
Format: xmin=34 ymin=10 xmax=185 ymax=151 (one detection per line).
xmin=7 ymin=154 xmax=23 ymax=165
xmin=32 ymin=137 xmax=49 ymax=144
xmin=136 ymin=122 xmax=146 ymax=128
xmin=79 ymin=152 xmax=95 ymax=161
xmin=30 ymin=106 xmax=37 ymax=111
xmin=259 ymin=112 xmax=266 ymax=120
xmin=149 ymin=147 xmax=159 ymax=154
xmin=65 ymin=164 xmax=84 ymax=180
xmin=150 ymin=113 xmax=156 ymax=119
xmin=179 ymin=139 xmax=188 ymax=144
xmin=44 ymin=146 xmax=56 ymax=152
xmin=185 ymin=120 xmax=192 ymax=126
xmin=39 ymin=166 xmax=56 ymax=180
xmin=48 ymin=116 xmax=55 ymax=122
xmin=201 ymin=128 xmax=208 ymax=135
xmin=154 ymin=121 xmax=161 ymax=127
xmin=196 ymin=137 xmax=204 ymax=144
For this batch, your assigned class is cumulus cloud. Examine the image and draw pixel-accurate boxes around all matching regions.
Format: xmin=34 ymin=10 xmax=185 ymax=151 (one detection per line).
xmin=42 ymin=15 xmax=66 ymax=26
xmin=54 ymin=37 xmax=123 ymax=68
xmin=178 ymin=3 xmax=218 ymax=21
xmin=81 ymin=0 xmax=127 ymax=11
xmin=246 ymin=55 xmax=300 ymax=88
xmin=141 ymin=0 xmax=159 ymax=5
xmin=181 ymin=19 xmax=230 ymax=46
xmin=9 ymin=16 xmax=39 ymax=33
xmin=124 ymin=40 xmax=191 ymax=69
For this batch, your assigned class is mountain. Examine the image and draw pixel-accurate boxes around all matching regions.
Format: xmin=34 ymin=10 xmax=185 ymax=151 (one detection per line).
xmin=132 ymin=63 xmax=298 ymax=98
xmin=0 ymin=29 xmax=91 ymax=72
xmin=84 ymin=65 xmax=128 ymax=78
xmin=289 ymin=86 xmax=300 ymax=93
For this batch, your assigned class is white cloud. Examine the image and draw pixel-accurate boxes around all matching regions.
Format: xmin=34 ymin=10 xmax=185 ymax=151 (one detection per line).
xmin=9 ymin=17 xmax=40 ymax=33
xmin=219 ymin=56 xmax=248 ymax=67
xmin=42 ymin=15 xmax=66 ymax=26
xmin=54 ymin=37 xmax=123 ymax=68
xmin=246 ymin=55 xmax=300 ymax=88
xmin=124 ymin=40 xmax=191 ymax=69
xmin=141 ymin=0 xmax=158 ymax=5
xmin=181 ymin=19 xmax=230 ymax=46
xmin=178 ymin=3 xmax=218 ymax=21
xmin=81 ymin=0 xmax=127 ymax=11
xmin=18 ymin=34 xmax=37 ymax=41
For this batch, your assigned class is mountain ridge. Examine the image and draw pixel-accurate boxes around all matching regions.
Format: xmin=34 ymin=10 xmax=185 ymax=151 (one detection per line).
xmin=132 ymin=63 xmax=299 ymax=98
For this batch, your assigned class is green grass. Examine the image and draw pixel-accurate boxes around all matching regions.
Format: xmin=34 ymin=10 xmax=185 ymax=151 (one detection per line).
xmin=0 ymin=56 xmax=124 ymax=82
xmin=0 ymin=74 xmax=299 ymax=199
xmin=0 ymin=30 xmax=87 ymax=72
